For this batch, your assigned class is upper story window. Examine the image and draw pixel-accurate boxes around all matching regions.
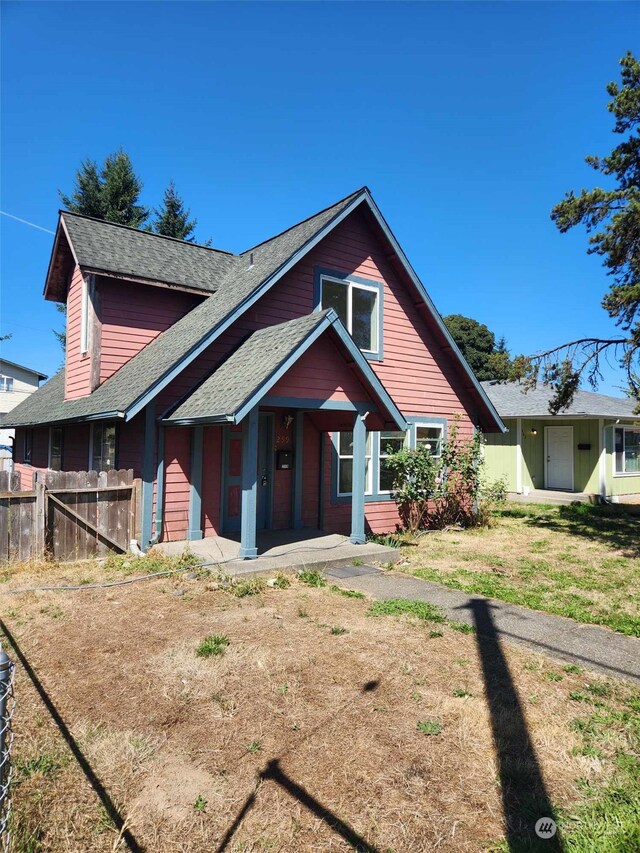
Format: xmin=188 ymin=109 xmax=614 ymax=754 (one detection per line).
xmin=319 ymin=273 xmax=381 ymax=357
xmin=614 ymin=426 xmax=640 ymax=475
xmin=0 ymin=376 xmax=14 ymax=393
xmin=91 ymin=423 xmax=118 ymax=472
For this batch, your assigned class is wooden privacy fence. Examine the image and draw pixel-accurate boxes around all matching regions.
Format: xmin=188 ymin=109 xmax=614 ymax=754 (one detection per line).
xmin=0 ymin=470 xmax=142 ymax=563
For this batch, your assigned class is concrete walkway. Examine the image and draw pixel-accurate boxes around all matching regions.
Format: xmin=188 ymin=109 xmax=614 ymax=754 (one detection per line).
xmin=325 ymin=566 xmax=640 ymax=684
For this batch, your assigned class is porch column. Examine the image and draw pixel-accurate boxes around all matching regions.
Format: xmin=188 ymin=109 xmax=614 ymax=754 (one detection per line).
xmin=239 ymin=406 xmax=259 ymax=559
xmin=187 ymin=426 xmax=204 ymax=540
xmin=141 ymin=402 xmax=156 ymax=551
xmin=293 ymin=411 xmax=304 ymax=530
xmin=350 ymin=412 xmax=366 ymax=544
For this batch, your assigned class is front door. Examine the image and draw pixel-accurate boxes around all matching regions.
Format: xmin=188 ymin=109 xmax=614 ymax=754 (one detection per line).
xmin=222 ymin=414 xmax=273 ymax=533
xmin=545 ymin=426 xmax=574 ymax=490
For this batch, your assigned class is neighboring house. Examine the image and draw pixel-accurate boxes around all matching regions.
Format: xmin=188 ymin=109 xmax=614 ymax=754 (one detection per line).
xmin=2 ymin=187 xmax=504 ymax=555
xmin=481 ymin=381 xmax=640 ymax=502
xmin=0 ymin=359 xmax=47 ymax=466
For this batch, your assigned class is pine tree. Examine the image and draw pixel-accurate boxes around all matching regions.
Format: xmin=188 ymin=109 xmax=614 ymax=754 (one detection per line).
xmin=152 ymin=180 xmax=197 ymax=241
xmin=58 ymin=159 xmax=104 ymax=217
xmin=100 ymin=149 xmax=148 ymax=227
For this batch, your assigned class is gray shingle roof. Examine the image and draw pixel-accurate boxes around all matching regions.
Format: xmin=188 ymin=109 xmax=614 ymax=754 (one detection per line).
xmin=481 ymin=381 xmax=639 ymax=419
xmin=5 ymin=190 xmax=364 ymax=427
xmin=62 ymin=212 xmax=235 ymax=293
xmin=165 ymin=312 xmax=330 ymax=423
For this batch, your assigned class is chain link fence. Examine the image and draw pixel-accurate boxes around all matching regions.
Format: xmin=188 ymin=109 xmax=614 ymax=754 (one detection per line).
xmin=0 ymin=646 xmax=15 ymax=852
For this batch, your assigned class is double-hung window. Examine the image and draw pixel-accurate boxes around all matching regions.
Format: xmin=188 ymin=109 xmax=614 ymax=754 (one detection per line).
xmin=337 ymin=430 xmax=373 ymax=496
xmin=0 ymin=376 xmax=13 ymax=393
xmin=48 ymin=427 xmax=63 ymax=471
xmin=614 ymin=427 xmax=640 ymax=475
xmin=320 ymin=275 xmax=380 ymax=355
xmin=415 ymin=424 xmax=443 ymax=457
xmin=378 ymin=431 xmax=408 ymax=493
xmin=91 ymin=423 xmax=117 ymax=472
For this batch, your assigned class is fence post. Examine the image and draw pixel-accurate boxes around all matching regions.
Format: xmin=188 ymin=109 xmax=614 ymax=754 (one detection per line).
xmin=0 ymin=644 xmax=15 ymax=851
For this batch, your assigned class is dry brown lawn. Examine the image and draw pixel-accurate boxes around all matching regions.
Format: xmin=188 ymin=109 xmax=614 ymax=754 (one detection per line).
xmin=0 ymin=559 xmax=637 ymax=852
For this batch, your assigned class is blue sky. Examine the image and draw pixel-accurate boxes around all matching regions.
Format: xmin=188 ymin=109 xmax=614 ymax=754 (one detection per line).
xmin=1 ymin=1 xmax=637 ymax=393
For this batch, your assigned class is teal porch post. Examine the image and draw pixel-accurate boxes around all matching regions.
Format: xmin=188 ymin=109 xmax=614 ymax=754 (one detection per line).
xmin=293 ymin=411 xmax=304 ymax=529
xmin=141 ymin=402 xmax=156 ymax=551
xmin=350 ymin=413 xmax=366 ymax=544
xmin=187 ymin=425 xmax=204 ymax=540
xmin=239 ymin=406 xmax=259 ymax=559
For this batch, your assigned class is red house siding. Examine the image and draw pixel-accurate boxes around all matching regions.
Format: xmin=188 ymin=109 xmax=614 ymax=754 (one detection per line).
xmin=162 ymin=427 xmax=191 ymax=542
xmin=202 ymin=425 xmax=222 ymax=537
xmin=99 ymin=278 xmax=199 ymax=384
xmin=65 ymin=267 xmax=93 ymax=400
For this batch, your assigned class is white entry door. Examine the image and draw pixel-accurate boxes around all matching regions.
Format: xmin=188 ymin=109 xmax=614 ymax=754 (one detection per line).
xmin=545 ymin=426 xmax=574 ymax=490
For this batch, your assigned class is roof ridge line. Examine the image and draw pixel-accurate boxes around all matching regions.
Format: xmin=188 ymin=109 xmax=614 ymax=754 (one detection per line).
xmin=59 ymin=210 xmax=236 ymax=256
xmin=239 ymin=187 xmax=369 ymax=256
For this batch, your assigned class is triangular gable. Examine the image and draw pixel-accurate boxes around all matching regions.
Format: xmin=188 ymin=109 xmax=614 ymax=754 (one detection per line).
xmin=162 ymin=310 xmax=407 ymax=430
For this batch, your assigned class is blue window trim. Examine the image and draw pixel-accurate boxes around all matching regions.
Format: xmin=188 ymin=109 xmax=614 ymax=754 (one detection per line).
xmin=313 ymin=266 xmax=384 ymax=362
xmin=330 ymin=415 xmax=448 ymax=505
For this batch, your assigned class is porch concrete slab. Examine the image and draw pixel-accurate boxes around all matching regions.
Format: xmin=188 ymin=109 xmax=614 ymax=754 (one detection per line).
xmin=329 ymin=570 xmax=640 ymax=684
xmin=157 ymin=529 xmax=400 ymax=578
xmin=507 ymin=489 xmax=599 ymax=505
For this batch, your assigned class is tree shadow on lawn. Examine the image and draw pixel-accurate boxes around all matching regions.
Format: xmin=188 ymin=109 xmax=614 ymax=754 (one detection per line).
xmin=0 ymin=618 xmax=145 ymax=853
xmin=466 ymin=598 xmax=564 ymax=852
xmin=519 ymin=503 xmax=640 ymax=558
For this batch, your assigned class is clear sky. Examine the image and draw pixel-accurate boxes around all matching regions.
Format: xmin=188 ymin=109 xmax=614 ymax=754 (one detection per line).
xmin=1 ymin=1 xmax=637 ymax=394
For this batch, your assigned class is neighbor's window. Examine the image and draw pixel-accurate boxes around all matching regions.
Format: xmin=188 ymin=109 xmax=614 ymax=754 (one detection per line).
xmin=416 ymin=424 xmax=444 ymax=457
xmin=0 ymin=376 xmax=13 ymax=393
xmin=378 ymin=431 xmax=408 ymax=493
xmin=24 ymin=429 xmax=33 ymax=465
xmin=91 ymin=423 xmax=117 ymax=472
xmin=337 ymin=430 xmax=372 ymax=496
xmin=49 ymin=427 xmax=63 ymax=471
xmin=614 ymin=427 xmax=640 ymax=475
xmin=321 ymin=276 xmax=379 ymax=354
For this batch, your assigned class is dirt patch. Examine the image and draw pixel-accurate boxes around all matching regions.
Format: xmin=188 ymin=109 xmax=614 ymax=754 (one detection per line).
xmin=1 ymin=567 xmax=637 ymax=851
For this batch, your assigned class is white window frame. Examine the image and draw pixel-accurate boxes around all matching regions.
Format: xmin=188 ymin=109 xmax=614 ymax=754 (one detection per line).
xmin=613 ymin=425 xmax=640 ymax=477
xmin=320 ymin=275 xmax=380 ymax=355
xmin=336 ymin=430 xmax=373 ymax=497
xmin=415 ymin=422 xmax=444 ymax=458
xmin=0 ymin=376 xmax=14 ymax=393
xmin=80 ymin=276 xmax=90 ymax=354
xmin=377 ymin=430 xmax=409 ymax=494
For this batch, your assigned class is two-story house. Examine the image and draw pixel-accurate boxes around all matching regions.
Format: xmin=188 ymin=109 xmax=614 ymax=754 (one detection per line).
xmin=0 ymin=358 xmax=47 ymax=467
xmin=4 ymin=188 xmax=505 ymax=556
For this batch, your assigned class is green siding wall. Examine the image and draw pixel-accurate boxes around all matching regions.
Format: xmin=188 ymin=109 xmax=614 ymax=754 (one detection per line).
xmin=484 ymin=418 xmax=600 ymax=494
xmin=483 ymin=419 xmax=517 ymax=490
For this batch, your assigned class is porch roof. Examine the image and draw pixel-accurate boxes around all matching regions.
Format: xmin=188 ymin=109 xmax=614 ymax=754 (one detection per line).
xmin=161 ymin=309 xmax=408 ymax=429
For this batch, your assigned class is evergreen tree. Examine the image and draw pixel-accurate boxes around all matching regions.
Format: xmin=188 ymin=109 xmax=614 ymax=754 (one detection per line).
xmin=522 ymin=51 xmax=639 ymax=410
xmin=100 ymin=149 xmax=148 ymax=227
xmin=444 ymin=314 xmax=512 ymax=381
xmin=58 ymin=159 xmax=104 ymax=218
xmin=152 ymin=180 xmax=197 ymax=241
xmin=58 ymin=149 xmax=148 ymax=227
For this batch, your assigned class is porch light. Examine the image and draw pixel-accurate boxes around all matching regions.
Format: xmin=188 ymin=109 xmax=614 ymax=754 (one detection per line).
xmin=530 ymin=429 xmax=538 ymax=436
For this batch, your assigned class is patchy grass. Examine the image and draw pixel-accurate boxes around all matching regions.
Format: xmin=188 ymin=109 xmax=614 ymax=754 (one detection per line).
xmin=400 ymin=502 xmax=640 ymax=636
xmin=0 ymin=558 xmax=638 ymax=852
xmin=195 ymin=634 xmax=230 ymax=658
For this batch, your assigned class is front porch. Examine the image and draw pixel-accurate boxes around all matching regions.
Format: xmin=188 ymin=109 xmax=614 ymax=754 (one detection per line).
xmin=158 ymin=528 xmax=400 ymax=578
